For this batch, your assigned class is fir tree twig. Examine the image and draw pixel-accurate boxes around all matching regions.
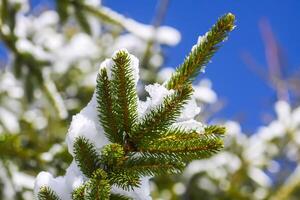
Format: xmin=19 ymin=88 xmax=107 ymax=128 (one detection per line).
xmin=166 ymin=13 xmax=235 ymax=90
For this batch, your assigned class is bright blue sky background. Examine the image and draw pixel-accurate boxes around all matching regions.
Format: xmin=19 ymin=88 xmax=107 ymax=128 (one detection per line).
xmin=2 ymin=0 xmax=300 ymax=132
xmin=103 ymin=0 xmax=300 ymax=132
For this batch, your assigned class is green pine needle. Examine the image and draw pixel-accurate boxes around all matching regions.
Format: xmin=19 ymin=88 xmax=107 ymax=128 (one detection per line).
xmin=111 ymin=50 xmax=138 ymax=137
xmin=85 ymin=169 xmax=111 ymax=200
xmin=122 ymin=152 xmax=185 ymax=176
xmin=73 ymin=137 xmax=102 ymax=178
xmin=38 ymin=186 xmax=61 ymax=200
xmin=138 ymin=130 xmax=224 ymax=163
xmin=166 ymin=13 xmax=235 ymax=90
xmin=96 ymin=68 xmax=122 ymax=143
xmin=109 ymin=170 xmax=140 ymax=190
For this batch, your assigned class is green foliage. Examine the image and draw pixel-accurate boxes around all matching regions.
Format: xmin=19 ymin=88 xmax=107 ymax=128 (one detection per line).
xmin=137 ymin=127 xmax=224 ymax=163
xmin=121 ymin=152 xmax=185 ymax=176
xmin=38 ymin=186 xmax=61 ymax=200
xmin=111 ymin=51 xmax=139 ymax=137
xmin=73 ymin=137 xmax=101 ymax=177
xmin=72 ymin=185 xmax=85 ymax=200
xmin=166 ymin=13 xmax=235 ymax=90
xmin=71 ymin=30 xmax=234 ymax=196
xmin=101 ymin=143 xmax=125 ymax=166
xmin=12 ymin=3 xmax=236 ymax=196
xmin=96 ymin=69 xmax=121 ymax=143
xmin=109 ymin=170 xmax=140 ymax=190
xmin=85 ymin=169 xmax=111 ymax=200
xmin=133 ymin=84 xmax=193 ymax=139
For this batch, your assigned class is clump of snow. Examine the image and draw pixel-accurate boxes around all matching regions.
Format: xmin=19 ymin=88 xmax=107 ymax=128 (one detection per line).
xmin=66 ymin=92 xmax=109 ymax=156
xmin=173 ymin=119 xmax=204 ymax=132
xmin=177 ymin=98 xmax=201 ymax=121
xmin=34 ymin=161 xmax=85 ymax=200
xmin=100 ymin=7 xmax=181 ymax=46
xmin=34 ymin=172 xmax=69 ymax=200
xmin=193 ymin=79 xmax=217 ymax=104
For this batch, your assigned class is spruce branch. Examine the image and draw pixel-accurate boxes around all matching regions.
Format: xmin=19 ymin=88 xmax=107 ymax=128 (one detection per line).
xmin=85 ymin=169 xmax=111 ymax=200
xmin=166 ymin=13 xmax=235 ymax=90
xmin=120 ymin=153 xmax=185 ymax=177
xmin=133 ymin=84 xmax=193 ymax=139
xmin=109 ymin=170 xmax=140 ymax=190
xmin=111 ymin=50 xmax=139 ymax=137
xmin=38 ymin=186 xmax=61 ymax=200
xmin=34 ymin=12 xmax=235 ymax=197
xmin=96 ymin=68 xmax=121 ymax=143
xmin=73 ymin=137 xmax=102 ymax=177
xmin=138 ymin=133 xmax=223 ymax=163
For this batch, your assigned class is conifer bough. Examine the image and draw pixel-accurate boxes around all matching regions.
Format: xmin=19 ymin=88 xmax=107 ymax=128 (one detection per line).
xmin=35 ymin=13 xmax=235 ymax=200
xmin=166 ymin=13 xmax=235 ymax=90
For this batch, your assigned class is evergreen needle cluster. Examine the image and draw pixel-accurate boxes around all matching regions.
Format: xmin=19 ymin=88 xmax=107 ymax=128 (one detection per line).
xmin=37 ymin=13 xmax=235 ymax=200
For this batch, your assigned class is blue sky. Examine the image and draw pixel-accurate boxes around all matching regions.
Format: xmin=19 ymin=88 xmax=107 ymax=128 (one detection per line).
xmin=103 ymin=0 xmax=300 ymax=132
xmin=2 ymin=0 xmax=300 ymax=132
